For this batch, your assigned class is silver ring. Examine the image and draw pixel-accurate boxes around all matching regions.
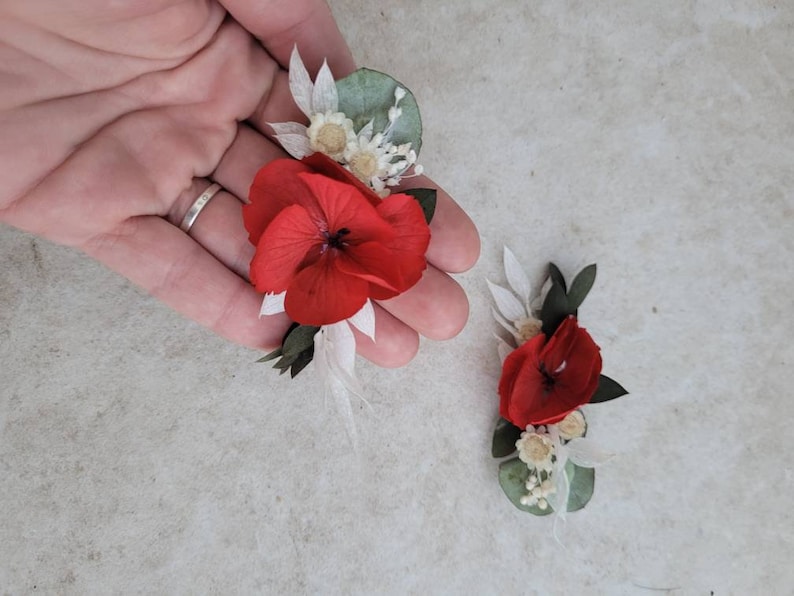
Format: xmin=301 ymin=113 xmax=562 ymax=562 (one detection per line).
xmin=180 ymin=183 xmax=222 ymax=233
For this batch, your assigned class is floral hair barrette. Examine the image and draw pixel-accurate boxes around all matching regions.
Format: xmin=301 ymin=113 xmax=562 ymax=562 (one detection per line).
xmin=488 ymin=247 xmax=628 ymax=525
xmin=242 ymin=48 xmax=436 ymax=435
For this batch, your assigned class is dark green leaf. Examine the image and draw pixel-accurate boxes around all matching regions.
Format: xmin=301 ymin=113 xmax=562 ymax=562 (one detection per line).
xmin=289 ymin=348 xmax=315 ymax=378
xmin=273 ymin=355 xmax=298 ymax=370
xmin=492 ymin=418 xmax=522 ymax=458
xmin=498 ymin=458 xmax=553 ymax=516
xmin=256 ymin=323 xmax=318 ymax=378
xmin=402 ymin=188 xmax=437 ymax=224
xmin=540 ymin=282 xmax=570 ymax=336
xmin=257 ymin=347 xmax=282 ymax=363
xmin=336 ymin=68 xmax=423 ymax=154
xmin=282 ymin=325 xmax=320 ymax=358
xmin=565 ymin=461 xmax=595 ymax=512
xmin=567 ymin=264 xmax=597 ymax=311
xmin=589 ymin=375 xmax=629 ymax=404
xmin=548 ymin=262 xmax=567 ymax=293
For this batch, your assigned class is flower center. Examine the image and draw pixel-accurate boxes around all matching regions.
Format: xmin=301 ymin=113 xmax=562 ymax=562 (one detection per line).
xmin=525 ymin=435 xmax=552 ymax=462
xmin=539 ymin=362 xmax=556 ymax=393
xmin=516 ymin=318 xmax=542 ymax=343
xmin=349 ymin=151 xmax=379 ymax=180
xmin=315 ymin=123 xmax=348 ymax=155
xmin=325 ymin=227 xmax=351 ymax=249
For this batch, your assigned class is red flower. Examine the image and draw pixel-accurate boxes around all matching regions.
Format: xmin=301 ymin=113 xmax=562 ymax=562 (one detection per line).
xmin=499 ymin=316 xmax=602 ymax=427
xmin=243 ymin=153 xmax=431 ymax=326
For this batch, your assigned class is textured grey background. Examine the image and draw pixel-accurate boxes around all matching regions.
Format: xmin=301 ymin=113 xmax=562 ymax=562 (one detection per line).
xmin=2 ymin=1 xmax=793 ymax=593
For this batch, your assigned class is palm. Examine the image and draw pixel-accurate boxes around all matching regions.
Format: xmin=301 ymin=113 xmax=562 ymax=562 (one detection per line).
xmin=0 ymin=0 xmax=479 ymax=366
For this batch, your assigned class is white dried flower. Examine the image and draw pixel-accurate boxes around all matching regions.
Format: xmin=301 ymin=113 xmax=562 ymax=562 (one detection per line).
xmin=558 ymin=410 xmax=587 ymax=441
xmin=515 ymin=316 xmax=543 ymax=343
xmin=516 ymin=426 xmax=555 ymax=473
xmin=307 ymin=111 xmax=356 ymax=160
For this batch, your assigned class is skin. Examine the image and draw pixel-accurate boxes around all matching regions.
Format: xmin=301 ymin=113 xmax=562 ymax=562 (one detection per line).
xmin=0 ymin=0 xmax=480 ymax=367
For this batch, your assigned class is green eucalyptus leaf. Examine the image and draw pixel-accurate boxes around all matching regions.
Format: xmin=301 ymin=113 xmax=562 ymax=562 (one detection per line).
xmin=565 ymin=460 xmax=595 ymax=512
xmin=336 ymin=68 xmax=423 ymax=154
xmin=548 ymin=263 xmax=567 ymax=293
xmin=282 ymin=325 xmax=320 ymax=358
xmin=492 ymin=417 xmax=522 ymax=458
xmin=402 ymin=188 xmax=437 ymax=224
xmin=589 ymin=375 xmax=629 ymax=404
xmin=540 ymin=283 xmax=570 ymax=336
xmin=498 ymin=458 xmax=552 ymax=516
xmin=567 ymin=264 xmax=597 ymax=311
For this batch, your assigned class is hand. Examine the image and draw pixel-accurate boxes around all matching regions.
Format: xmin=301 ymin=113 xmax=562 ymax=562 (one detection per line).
xmin=0 ymin=0 xmax=479 ymax=367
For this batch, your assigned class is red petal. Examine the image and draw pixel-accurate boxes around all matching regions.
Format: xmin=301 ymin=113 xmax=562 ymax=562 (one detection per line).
xmin=249 ymin=204 xmax=320 ymax=293
xmin=558 ymin=326 xmax=601 ymax=390
xmin=498 ymin=334 xmax=545 ymax=428
xmin=377 ymin=193 xmax=432 ymax=256
xmin=285 ymin=253 xmax=369 ymax=325
xmin=244 ymin=159 xmax=323 ymax=246
xmin=302 ymin=152 xmax=382 ymax=208
xmin=373 ymin=193 xmax=430 ymax=292
xmin=531 ymin=320 xmax=603 ymax=425
xmin=297 ymin=173 xmax=395 ymax=243
xmin=367 ymin=283 xmax=400 ymax=301
xmin=540 ymin=316 xmax=579 ymax=373
xmin=335 ymin=241 xmax=404 ymax=292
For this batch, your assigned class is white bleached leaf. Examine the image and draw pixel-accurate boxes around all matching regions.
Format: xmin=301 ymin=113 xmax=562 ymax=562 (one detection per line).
xmin=496 ymin=336 xmax=514 ymax=364
xmin=548 ymin=464 xmax=569 ymax=516
xmin=530 ymin=275 xmax=553 ymax=313
xmin=503 ymin=246 xmax=531 ymax=305
xmin=259 ymin=291 xmax=286 ymax=317
xmin=347 ymin=300 xmax=376 ymax=342
xmin=312 ymin=59 xmax=338 ymax=114
xmin=565 ymin=438 xmax=615 ymax=468
xmin=314 ymin=323 xmax=363 ymax=445
xmin=491 ymin=308 xmax=522 ymax=344
xmin=268 ymin=121 xmax=308 ymax=136
xmin=328 ymin=322 xmax=356 ymax=374
xmin=274 ymin=134 xmax=312 ymax=159
xmin=288 ymin=46 xmax=314 ymax=118
xmin=329 ymin=373 xmax=357 ymax=446
xmin=486 ymin=279 xmax=527 ymax=322
xmin=320 ymin=322 xmax=360 ymax=392
xmin=357 ymin=118 xmax=374 ymax=141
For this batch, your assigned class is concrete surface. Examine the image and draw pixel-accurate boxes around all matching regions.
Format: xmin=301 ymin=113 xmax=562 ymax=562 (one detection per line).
xmin=2 ymin=1 xmax=793 ymax=593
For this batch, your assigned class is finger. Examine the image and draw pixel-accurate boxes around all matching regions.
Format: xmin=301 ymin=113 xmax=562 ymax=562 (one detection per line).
xmin=397 ymin=175 xmax=481 ymax=274
xmin=221 ymin=0 xmax=356 ymax=76
xmin=352 ymin=304 xmax=420 ymax=368
xmin=378 ymin=266 xmax=469 ymax=341
xmin=81 ymin=216 xmax=290 ymax=351
xmin=166 ymin=179 xmax=253 ymax=279
xmin=212 ymin=123 xmax=288 ymax=199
